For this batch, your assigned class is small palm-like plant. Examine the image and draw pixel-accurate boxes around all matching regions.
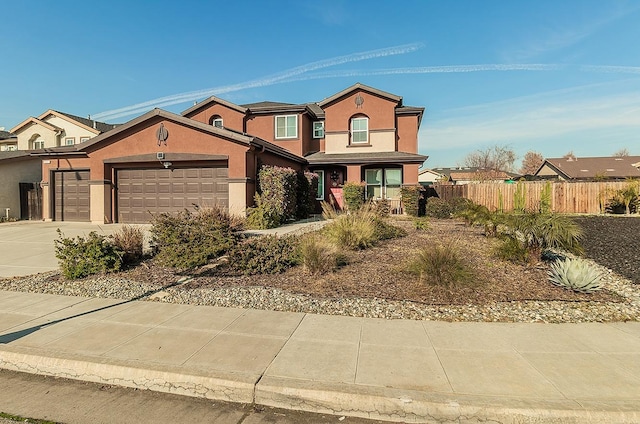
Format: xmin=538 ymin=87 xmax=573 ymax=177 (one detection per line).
xmin=548 ymin=258 xmax=602 ymax=294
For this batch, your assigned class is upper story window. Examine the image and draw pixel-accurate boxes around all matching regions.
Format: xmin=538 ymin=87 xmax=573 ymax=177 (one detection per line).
xmin=80 ymin=137 xmax=90 ymax=143
xmin=64 ymin=137 xmax=75 ymax=146
xmin=32 ymin=139 xmax=44 ymax=149
xmin=275 ymin=115 xmax=298 ymax=139
xmin=350 ymin=116 xmax=369 ymax=144
xmin=313 ymin=121 xmax=324 ymax=138
xmin=0 ymin=144 xmax=17 ymax=152
xmin=210 ymin=116 xmax=223 ymax=128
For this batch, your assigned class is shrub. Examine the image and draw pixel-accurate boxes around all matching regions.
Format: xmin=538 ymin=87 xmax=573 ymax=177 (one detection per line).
xmin=320 ymin=201 xmax=338 ymax=219
xmin=150 ymin=207 xmax=235 ymax=270
xmin=110 ymin=225 xmax=144 ymax=265
xmin=246 ymin=194 xmax=282 ymax=229
xmin=300 ymin=235 xmax=347 ymax=274
xmin=372 ymin=217 xmax=407 ymax=240
xmin=494 ymin=235 xmax=529 ymax=264
xmin=370 ymin=198 xmax=390 ymax=217
xmin=425 ymin=197 xmax=453 ymax=219
xmin=500 ymin=212 xmax=583 ymax=264
xmin=296 ymin=171 xmax=318 ymax=219
xmin=257 ymin=165 xmax=299 ymax=222
xmin=606 ymin=180 xmax=639 ymax=214
xmin=55 ymin=229 xmax=122 ymax=279
xmin=323 ymin=211 xmax=377 ymax=250
xmin=228 ymin=235 xmax=300 ymax=275
xmin=414 ymin=217 xmax=430 ymax=231
xmin=342 ymin=181 xmax=365 ymax=211
xmin=448 ymin=197 xmax=474 ymax=215
xmin=513 ymin=180 xmax=526 ymax=213
xmin=405 ymin=244 xmax=474 ymax=291
xmin=539 ymin=182 xmax=552 ymax=214
xmin=548 ymin=258 xmax=602 ymax=293
xmin=400 ymin=185 xmax=423 ymax=217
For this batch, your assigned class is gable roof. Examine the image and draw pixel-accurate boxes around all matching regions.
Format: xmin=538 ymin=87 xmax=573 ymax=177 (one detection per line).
xmin=430 ymin=167 xmax=518 ymax=181
xmin=33 ymin=108 xmax=306 ymax=164
xmin=49 ymin=110 xmax=118 ymax=133
xmin=537 ymin=156 xmax=640 ymax=179
xmin=11 ymin=110 xmax=116 ymax=134
xmin=11 ymin=117 xmax=62 ymax=134
xmin=181 ymin=95 xmax=248 ymax=117
xmin=317 ymin=83 xmax=403 ymax=107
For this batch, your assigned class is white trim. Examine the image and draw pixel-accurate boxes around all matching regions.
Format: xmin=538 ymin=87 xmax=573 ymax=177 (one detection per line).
xmin=275 ymin=114 xmax=298 ymax=139
xmin=350 ymin=117 xmax=368 ymax=144
xmin=64 ymin=137 xmax=75 ymax=146
xmin=313 ymin=121 xmax=324 ymax=138
xmin=212 ymin=118 xmax=223 ymax=128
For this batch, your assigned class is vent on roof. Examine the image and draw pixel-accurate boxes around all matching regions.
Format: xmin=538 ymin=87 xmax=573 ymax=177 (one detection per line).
xmin=606 ymin=169 xmax=615 ymax=171
xmin=615 ymin=158 xmax=623 ymax=161
xmin=580 ymin=169 xmax=589 ymax=172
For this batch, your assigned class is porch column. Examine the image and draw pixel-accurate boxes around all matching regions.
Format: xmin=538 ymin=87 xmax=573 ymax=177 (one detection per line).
xmin=346 ymin=165 xmax=361 ymax=183
xmin=89 ymin=181 xmax=111 ymax=224
xmin=403 ymin=164 xmax=420 ymax=185
xmin=228 ymin=178 xmax=248 ymax=217
xmin=41 ymin=182 xmax=52 ymax=221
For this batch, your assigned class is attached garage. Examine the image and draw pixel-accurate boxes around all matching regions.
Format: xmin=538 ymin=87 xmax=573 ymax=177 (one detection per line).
xmin=115 ymin=166 xmax=228 ymax=223
xmin=53 ymin=170 xmax=90 ymax=222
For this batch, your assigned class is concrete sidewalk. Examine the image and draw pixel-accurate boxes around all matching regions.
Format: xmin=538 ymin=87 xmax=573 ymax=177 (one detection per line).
xmin=1 ymin=290 xmax=639 ymax=423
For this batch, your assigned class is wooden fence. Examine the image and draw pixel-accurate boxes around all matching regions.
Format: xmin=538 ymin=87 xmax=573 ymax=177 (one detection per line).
xmin=433 ymin=181 xmax=632 ymax=214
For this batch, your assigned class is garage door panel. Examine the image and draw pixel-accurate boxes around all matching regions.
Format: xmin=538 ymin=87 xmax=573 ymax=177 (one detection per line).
xmin=117 ymin=166 xmax=229 ymax=223
xmin=53 ymin=170 xmax=90 ymax=222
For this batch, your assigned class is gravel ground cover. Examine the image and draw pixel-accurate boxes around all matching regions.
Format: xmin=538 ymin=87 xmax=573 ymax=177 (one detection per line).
xmin=1 ymin=216 xmax=638 ymax=323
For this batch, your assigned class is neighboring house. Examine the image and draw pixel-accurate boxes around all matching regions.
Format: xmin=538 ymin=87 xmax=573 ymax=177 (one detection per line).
xmin=426 ymin=167 xmax=516 ymax=185
xmin=0 ymin=129 xmax=17 ymax=152
xmin=0 ymin=111 xmax=117 ymax=220
xmin=10 ymin=110 xmax=117 ymax=150
xmin=418 ymin=168 xmax=446 ymax=186
xmin=0 ymin=151 xmax=42 ymax=220
xmin=30 ymin=83 xmax=427 ymax=223
xmin=535 ymin=156 xmax=640 ymax=180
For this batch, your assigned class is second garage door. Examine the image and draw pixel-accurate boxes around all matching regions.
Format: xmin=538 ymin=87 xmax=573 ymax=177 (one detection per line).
xmin=116 ymin=167 xmax=229 ymax=223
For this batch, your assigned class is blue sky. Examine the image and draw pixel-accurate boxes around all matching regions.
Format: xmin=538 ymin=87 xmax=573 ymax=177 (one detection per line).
xmin=1 ymin=0 xmax=639 ymax=168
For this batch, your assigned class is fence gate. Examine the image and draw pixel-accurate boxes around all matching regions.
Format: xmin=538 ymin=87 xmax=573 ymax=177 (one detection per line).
xmin=19 ymin=182 xmax=42 ymax=220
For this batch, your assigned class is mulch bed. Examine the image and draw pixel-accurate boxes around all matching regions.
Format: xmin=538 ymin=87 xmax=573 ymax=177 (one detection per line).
xmin=121 ymin=217 xmax=623 ymax=306
xmin=575 ymin=215 xmax=640 ymax=284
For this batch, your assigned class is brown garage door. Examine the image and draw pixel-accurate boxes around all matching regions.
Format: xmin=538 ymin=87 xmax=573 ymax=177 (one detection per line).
xmin=116 ymin=167 xmax=229 ymax=223
xmin=54 ymin=170 xmax=90 ymax=222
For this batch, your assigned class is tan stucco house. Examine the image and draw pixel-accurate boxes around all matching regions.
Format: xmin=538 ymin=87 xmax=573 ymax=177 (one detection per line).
xmin=15 ymin=83 xmax=427 ymax=223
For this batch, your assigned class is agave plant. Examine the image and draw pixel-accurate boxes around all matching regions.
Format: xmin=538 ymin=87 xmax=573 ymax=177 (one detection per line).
xmin=548 ymin=258 xmax=602 ymax=294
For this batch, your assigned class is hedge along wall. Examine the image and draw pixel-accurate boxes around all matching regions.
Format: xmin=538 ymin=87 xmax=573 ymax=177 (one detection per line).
xmin=258 ymin=165 xmax=299 ymax=221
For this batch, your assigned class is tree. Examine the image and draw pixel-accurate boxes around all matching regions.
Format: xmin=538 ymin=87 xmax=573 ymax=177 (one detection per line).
xmin=613 ymin=148 xmax=630 ymax=157
xmin=563 ymin=151 xmax=576 ymax=160
xmin=463 ymin=144 xmax=517 ymax=172
xmin=519 ymin=151 xmax=544 ymax=175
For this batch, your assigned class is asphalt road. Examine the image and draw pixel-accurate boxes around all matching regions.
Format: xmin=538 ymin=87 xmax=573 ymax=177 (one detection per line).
xmin=0 ymin=369 xmax=384 ymax=424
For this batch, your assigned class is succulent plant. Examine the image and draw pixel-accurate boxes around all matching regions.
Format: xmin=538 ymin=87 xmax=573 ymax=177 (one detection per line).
xmin=548 ymin=258 xmax=602 ymax=294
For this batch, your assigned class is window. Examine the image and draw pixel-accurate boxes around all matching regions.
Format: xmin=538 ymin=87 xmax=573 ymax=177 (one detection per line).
xmin=275 ymin=115 xmax=298 ymax=139
xmin=313 ymin=121 xmax=324 ymax=138
xmin=315 ymin=170 xmax=325 ymax=200
xmin=365 ymin=168 xmax=402 ymax=199
xmin=32 ymin=139 xmax=44 ymax=149
xmin=65 ymin=137 xmax=75 ymax=146
xmin=7 ymin=145 xmax=17 ymax=151
xmin=350 ymin=117 xmax=368 ymax=144
xmin=211 ymin=116 xmax=223 ymax=128
xmin=80 ymin=137 xmax=90 ymax=143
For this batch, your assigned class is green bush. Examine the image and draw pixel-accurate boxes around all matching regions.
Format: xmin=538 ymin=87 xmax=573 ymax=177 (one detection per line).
xmin=539 ymin=182 xmax=552 ymax=214
xmin=257 ymin=165 xmax=299 ymax=222
xmin=342 ymin=181 xmax=365 ymax=211
xmin=110 ymin=225 xmax=144 ymax=265
xmin=300 ymin=235 xmax=348 ymax=274
xmin=150 ymin=207 xmax=235 ymax=270
xmin=228 ymin=235 xmax=300 ymax=275
xmin=494 ymin=235 xmax=529 ymax=264
xmin=246 ymin=194 xmax=282 ymax=229
xmin=296 ymin=171 xmax=318 ymax=219
xmin=400 ymin=185 xmax=423 ymax=216
xmin=425 ymin=197 xmax=453 ymax=219
xmin=448 ymin=197 xmax=474 ymax=215
xmin=499 ymin=212 xmax=583 ymax=265
xmin=373 ymin=217 xmax=407 ymax=240
xmin=405 ymin=244 xmax=474 ymax=291
xmin=55 ymin=230 xmax=122 ymax=279
xmin=414 ymin=217 xmax=430 ymax=231
xmin=370 ymin=198 xmax=390 ymax=217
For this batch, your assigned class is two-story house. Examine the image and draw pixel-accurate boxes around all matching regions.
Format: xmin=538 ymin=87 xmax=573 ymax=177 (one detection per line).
xmin=0 ymin=112 xmax=115 ymax=220
xmin=32 ymin=83 xmax=427 ymax=223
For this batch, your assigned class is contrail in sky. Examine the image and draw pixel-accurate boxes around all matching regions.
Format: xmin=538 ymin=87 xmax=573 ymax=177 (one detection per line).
xmin=92 ymin=43 xmax=423 ymax=121
xmin=93 ymin=54 xmax=640 ymax=122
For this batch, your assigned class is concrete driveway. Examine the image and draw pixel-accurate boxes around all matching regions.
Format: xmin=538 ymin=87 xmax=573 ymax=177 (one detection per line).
xmin=0 ymin=221 xmax=137 ymax=278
